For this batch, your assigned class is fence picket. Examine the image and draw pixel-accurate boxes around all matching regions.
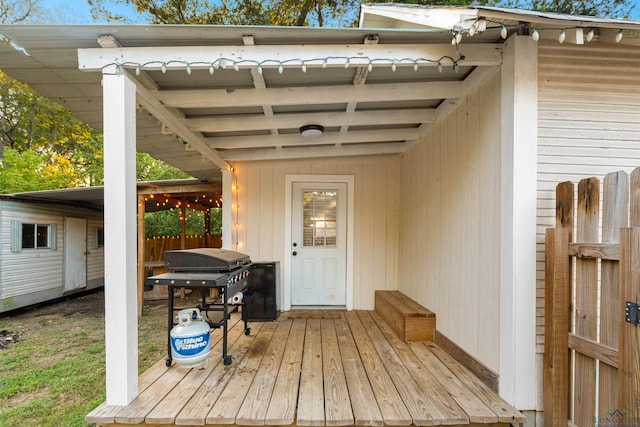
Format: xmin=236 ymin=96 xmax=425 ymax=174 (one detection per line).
xmin=574 ymin=178 xmax=600 ymax=425
xmin=619 ymin=172 xmax=640 ymax=416
xmin=599 ymin=171 xmax=628 ymax=413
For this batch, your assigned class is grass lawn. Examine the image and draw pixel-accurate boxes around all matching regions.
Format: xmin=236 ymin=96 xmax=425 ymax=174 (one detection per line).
xmin=0 ymin=290 xmax=167 ymax=426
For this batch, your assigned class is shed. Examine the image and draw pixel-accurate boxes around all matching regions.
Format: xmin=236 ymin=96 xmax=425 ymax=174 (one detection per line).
xmin=0 ymin=191 xmax=104 ymax=312
xmin=0 ymin=5 xmax=638 ymax=422
xmin=0 ymin=180 xmax=222 ymax=314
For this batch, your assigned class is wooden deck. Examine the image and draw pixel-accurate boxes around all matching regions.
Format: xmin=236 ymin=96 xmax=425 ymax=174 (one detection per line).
xmin=86 ymin=310 xmax=524 ymax=427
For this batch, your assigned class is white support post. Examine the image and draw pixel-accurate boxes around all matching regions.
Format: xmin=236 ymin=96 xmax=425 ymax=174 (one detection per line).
xmin=499 ymin=35 xmax=538 ymax=409
xmin=103 ymin=72 xmax=138 ymax=405
xmin=222 ymin=168 xmax=233 ymax=250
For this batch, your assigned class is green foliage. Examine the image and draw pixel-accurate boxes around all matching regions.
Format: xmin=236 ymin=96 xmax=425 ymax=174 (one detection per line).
xmin=0 ymin=148 xmax=82 ymax=192
xmin=506 ymin=0 xmax=634 ymax=17
xmin=136 ymin=152 xmax=191 ymax=181
xmin=384 ymin=0 xmax=634 ymax=17
xmin=144 ymin=207 xmax=222 ymax=237
xmin=90 ymin=0 xmax=360 ymax=26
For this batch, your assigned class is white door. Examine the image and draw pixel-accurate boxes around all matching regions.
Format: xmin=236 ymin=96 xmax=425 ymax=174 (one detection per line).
xmin=291 ymin=182 xmax=347 ymax=306
xmin=64 ymin=217 xmax=87 ymax=293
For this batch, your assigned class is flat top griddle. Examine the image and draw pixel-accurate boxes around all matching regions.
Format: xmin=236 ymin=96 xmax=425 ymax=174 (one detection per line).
xmin=163 ymin=248 xmax=250 ymax=272
xmin=145 ymin=248 xmax=252 ymax=366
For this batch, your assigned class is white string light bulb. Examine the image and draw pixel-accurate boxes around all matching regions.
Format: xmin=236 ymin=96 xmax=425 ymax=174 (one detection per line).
xmin=586 ymin=29 xmax=595 ymax=42
xmin=558 ymin=30 xmax=566 ymax=43
xmin=500 ymin=26 xmax=508 ymax=39
xmin=615 ymin=30 xmax=623 ymax=43
xmin=468 ymin=24 xmax=476 ymax=37
xmin=531 ymin=28 xmax=539 ymax=42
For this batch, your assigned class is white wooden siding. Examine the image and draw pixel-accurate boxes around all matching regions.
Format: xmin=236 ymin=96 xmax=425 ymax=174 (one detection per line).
xmin=233 ymin=156 xmax=400 ymax=310
xmin=0 ymin=201 xmax=104 ymax=302
xmin=0 ymin=207 xmax=64 ymax=299
xmin=398 ymin=72 xmax=502 ymax=373
xmin=536 ymin=42 xmax=640 ymax=356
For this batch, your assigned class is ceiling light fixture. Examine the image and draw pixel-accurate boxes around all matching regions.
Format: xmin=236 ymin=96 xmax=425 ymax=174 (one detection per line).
xmin=300 ymin=124 xmax=324 ymax=138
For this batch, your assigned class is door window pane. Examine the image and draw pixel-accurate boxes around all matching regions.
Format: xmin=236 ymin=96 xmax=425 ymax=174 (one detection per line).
xmin=302 ymin=190 xmax=337 ymax=247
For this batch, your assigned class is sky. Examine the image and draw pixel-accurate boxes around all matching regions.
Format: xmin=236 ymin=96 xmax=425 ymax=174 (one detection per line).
xmin=39 ymin=0 xmax=640 ymax=24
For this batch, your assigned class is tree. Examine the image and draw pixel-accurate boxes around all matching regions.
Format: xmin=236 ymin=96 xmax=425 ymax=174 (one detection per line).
xmin=380 ymin=0 xmax=634 ymax=18
xmin=0 ymin=148 xmax=82 ymax=192
xmin=89 ymin=0 xmax=360 ymax=26
xmin=0 ymin=0 xmax=42 ymax=24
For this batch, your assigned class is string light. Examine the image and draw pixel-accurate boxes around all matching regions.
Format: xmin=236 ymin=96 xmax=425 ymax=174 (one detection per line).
xmin=615 ymin=29 xmax=623 ymax=43
xmin=531 ymin=28 xmax=540 ymax=42
xmin=586 ymin=29 xmax=595 ymax=42
xmin=500 ymin=26 xmax=508 ymax=39
xmin=101 ymin=54 xmax=466 ymax=75
xmin=558 ymin=29 xmax=566 ymax=44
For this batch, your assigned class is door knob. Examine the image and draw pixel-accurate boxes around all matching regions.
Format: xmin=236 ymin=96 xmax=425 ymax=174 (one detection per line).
xmin=292 ymin=251 xmax=298 ymax=256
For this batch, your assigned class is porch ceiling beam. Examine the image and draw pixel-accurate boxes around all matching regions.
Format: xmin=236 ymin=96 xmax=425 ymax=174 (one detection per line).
xmin=219 ymin=142 xmax=405 ymax=161
xmin=187 ymin=109 xmax=435 ymax=133
xmin=78 ymin=43 xmax=502 ymax=71
xmin=129 ymin=71 xmax=229 ymax=170
xmin=155 ymin=81 xmax=464 ymax=109
xmin=206 ymin=128 xmax=420 ymax=149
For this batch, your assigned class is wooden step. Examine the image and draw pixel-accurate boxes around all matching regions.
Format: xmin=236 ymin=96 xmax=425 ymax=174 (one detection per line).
xmin=374 ymin=290 xmax=436 ymax=342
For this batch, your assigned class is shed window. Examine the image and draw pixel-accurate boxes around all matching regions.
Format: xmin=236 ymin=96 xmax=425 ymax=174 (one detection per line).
xmin=92 ymin=227 xmax=104 ymax=248
xmin=21 ymin=223 xmax=52 ymax=249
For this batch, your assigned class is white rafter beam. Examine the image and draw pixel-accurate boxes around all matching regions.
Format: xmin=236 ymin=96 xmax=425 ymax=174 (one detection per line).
xmin=219 ymin=142 xmax=405 ymax=161
xmin=187 ymin=109 xmax=434 ymax=133
xmin=129 ymin=71 xmax=228 ymax=170
xmin=206 ymin=128 xmax=419 ymax=149
xmin=154 ymin=81 xmax=463 ymax=109
xmin=78 ymin=43 xmax=502 ymax=71
xmin=242 ymin=35 xmax=279 ymax=137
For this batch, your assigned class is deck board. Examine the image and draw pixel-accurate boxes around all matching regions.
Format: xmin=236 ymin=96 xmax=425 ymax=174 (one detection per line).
xmin=356 ymin=310 xmax=448 ymax=426
xmin=235 ymin=318 xmax=293 ymax=425
xmin=345 ymin=310 xmax=413 ymax=425
xmin=369 ymin=311 xmax=470 ymax=424
xmin=265 ymin=318 xmax=306 ymax=425
xmin=334 ymin=316 xmax=384 ymax=426
xmin=297 ymin=318 xmax=325 ymax=426
xmin=321 ymin=318 xmax=354 ymax=426
xmin=205 ymin=321 xmax=278 ymax=424
xmin=87 ymin=310 xmax=525 ymax=427
xmin=175 ymin=322 xmax=265 ymax=425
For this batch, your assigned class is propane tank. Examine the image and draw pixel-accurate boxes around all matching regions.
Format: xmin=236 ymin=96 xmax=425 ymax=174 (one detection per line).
xmin=170 ymin=308 xmax=211 ymax=368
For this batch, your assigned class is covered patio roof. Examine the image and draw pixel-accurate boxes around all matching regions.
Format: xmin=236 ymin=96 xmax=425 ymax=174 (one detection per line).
xmin=0 ymin=22 xmax=505 ymax=183
xmin=0 ymin=7 xmax=638 ymax=184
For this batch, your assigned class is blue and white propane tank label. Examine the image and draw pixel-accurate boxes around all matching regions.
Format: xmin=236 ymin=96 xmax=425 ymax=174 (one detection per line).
xmin=171 ymin=331 xmax=210 ymax=357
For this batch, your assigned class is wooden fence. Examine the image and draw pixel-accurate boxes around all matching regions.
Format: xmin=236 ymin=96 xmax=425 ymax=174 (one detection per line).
xmin=545 ymin=169 xmax=640 ymax=426
xmin=144 ymin=235 xmax=222 ymax=262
